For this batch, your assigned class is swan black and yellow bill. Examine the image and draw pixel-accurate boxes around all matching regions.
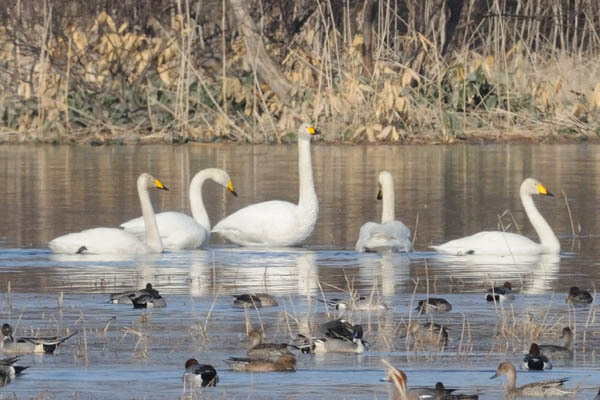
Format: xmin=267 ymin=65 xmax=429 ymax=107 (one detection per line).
xmin=308 ymin=126 xmax=320 ymax=135
xmin=537 ymin=183 xmax=553 ymax=196
xmin=377 ymin=189 xmax=383 ymax=200
xmin=155 ymin=179 xmax=169 ymax=191
xmin=228 ymin=180 xmax=238 ymax=197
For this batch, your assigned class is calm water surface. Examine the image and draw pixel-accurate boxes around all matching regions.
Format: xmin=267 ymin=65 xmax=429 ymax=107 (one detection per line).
xmin=1 ymin=144 xmax=600 ymax=399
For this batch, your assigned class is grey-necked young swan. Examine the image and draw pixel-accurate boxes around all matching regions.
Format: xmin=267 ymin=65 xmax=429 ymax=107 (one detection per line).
xmin=432 ymin=178 xmax=559 ymax=256
xmin=212 ymin=123 xmax=319 ymax=247
xmin=355 ymin=171 xmax=412 ymax=253
xmin=49 ymin=173 xmax=168 ymax=254
xmin=120 ymin=168 xmax=237 ymax=250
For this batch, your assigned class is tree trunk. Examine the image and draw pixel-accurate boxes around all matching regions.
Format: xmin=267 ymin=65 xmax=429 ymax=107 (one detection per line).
xmin=229 ymin=0 xmax=292 ymax=101
xmin=361 ymin=0 xmax=377 ymax=77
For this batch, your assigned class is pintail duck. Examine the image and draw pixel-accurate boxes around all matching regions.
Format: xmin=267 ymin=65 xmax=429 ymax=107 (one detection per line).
xmin=129 ymin=290 xmax=166 ymax=308
xmin=434 ymin=382 xmax=478 ymax=399
xmin=1 ymin=323 xmax=78 ymax=354
xmin=521 ymin=343 xmax=552 ymax=370
xmin=315 ymin=295 xmax=388 ymax=311
xmin=225 ymin=354 xmax=296 ymax=372
xmin=246 ymin=330 xmax=297 ymax=361
xmin=486 ymin=282 xmax=514 ymax=302
xmin=0 ymin=356 xmax=28 ymax=386
xmin=110 ymin=283 xmax=158 ymax=304
xmin=382 ymin=366 xmax=459 ymax=400
xmin=232 ymin=293 xmax=278 ymax=308
xmin=415 ymin=298 xmax=452 ymax=313
xmin=297 ymin=324 xmax=366 ymax=354
xmin=317 ymin=319 xmax=362 ymax=341
xmin=406 ymin=321 xmax=448 ymax=348
xmin=491 ymin=362 xmax=572 ymax=398
xmin=566 ymin=286 xmax=593 ymax=304
xmin=182 ymin=358 xmax=218 ymax=387
xmin=539 ymin=327 xmax=573 ymax=359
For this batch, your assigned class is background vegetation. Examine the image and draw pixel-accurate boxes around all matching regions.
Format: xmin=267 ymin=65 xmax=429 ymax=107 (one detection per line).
xmin=0 ymin=0 xmax=599 ymax=144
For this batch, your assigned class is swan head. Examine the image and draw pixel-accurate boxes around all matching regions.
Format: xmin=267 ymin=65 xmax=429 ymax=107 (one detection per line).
xmin=521 ymin=178 xmax=553 ymax=197
xmin=138 ymin=173 xmax=169 ymax=191
xmin=297 ymin=123 xmax=320 ymax=140
xmin=377 ymin=171 xmax=393 ymax=200
xmin=212 ymin=169 xmax=238 ymax=197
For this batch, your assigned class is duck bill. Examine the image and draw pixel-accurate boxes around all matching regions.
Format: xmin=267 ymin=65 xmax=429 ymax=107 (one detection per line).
xmin=490 ymin=372 xmax=499 ymax=379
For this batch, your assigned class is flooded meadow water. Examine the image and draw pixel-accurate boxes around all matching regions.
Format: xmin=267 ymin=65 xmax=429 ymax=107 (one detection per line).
xmin=1 ymin=143 xmax=600 ymax=398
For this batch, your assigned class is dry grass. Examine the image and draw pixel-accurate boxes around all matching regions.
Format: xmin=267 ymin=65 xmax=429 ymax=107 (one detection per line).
xmin=0 ymin=0 xmax=598 ymax=144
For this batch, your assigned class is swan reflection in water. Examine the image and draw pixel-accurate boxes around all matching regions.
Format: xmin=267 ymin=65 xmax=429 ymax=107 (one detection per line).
xmin=430 ymin=253 xmax=561 ymax=294
xmin=198 ymin=248 xmax=319 ymax=297
xmin=358 ymin=253 xmax=410 ymax=297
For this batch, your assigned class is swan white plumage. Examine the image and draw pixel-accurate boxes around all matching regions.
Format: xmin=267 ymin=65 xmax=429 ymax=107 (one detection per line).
xmin=212 ymin=123 xmax=320 ymax=247
xmin=119 ymin=168 xmax=237 ymax=250
xmin=355 ymin=171 xmax=412 ymax=253
xmin=48 ymin=173 xmax=168 ymax=254
xmin=431 ymin=177 xmax=560 ymax=256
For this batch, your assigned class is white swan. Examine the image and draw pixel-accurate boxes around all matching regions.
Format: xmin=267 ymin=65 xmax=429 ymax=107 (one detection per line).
xmin=212 ymin=123 xmax=320 ymax=247
xmin=355 ymin=171 xmax=412 ymax=253
xmin=48 ymin=173 xmax=168 ymax=254
xmin=119 ymin=168 xmax=236 ymax=250
xmin=431 ymin=177 xmax=560 ymax=256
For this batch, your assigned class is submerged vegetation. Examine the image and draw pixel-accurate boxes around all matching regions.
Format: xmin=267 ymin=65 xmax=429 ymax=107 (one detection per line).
xmin=0 ymin=0 xmax=599 ymax=144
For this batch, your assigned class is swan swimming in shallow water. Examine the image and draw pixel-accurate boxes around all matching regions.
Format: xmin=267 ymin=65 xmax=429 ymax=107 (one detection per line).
xmin=212 ymin=123 xmax=320 ymax=247
xmin=120 ymin=168 xmax=237 ymax=250
xmin=355 ymin=171 xmax=412 ymax=253
xmin=49 ymin=173 xmax=168 ymax=254
xmin=431 ymin=177 xmax=559 ymax=256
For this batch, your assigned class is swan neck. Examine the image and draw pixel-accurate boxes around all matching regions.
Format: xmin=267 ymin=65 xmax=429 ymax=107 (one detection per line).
xmin=189 ymin=171 xmax=210 ymax=230
xmin=138 ymin=180 xmax=163 ymax=253
xmin=520 ymin=187 xmax=560 ymax=253
xmin=297 ymin=137 xmax=318 ymax=210
xmin=381 ymin=180 xmax=395 ymax=224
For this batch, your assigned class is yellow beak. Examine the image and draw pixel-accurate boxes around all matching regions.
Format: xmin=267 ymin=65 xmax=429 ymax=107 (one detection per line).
xmin=155 ymin=179 xmax=168 ymax=191
xmin=228 ymin=180 xmax=238 ymax=197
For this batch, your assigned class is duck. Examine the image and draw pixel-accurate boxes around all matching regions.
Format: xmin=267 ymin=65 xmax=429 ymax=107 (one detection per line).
xmin=435 ymin=382 xmax=479 ymax=399
xmin=182 ymin=358 xmax=218 ymax=387
xmin=212 ymin=123 xmax=320 ymax=247
xmin=566 ymin=286 xmax=593 ymax=304
xmin=225 ymin=354 xmax=296 ymax=372
xmin=232 ymin=293 xmax=278 ymax=308
xmin=539 ymin=327 xmax=574 ymax=359
xmin=431 ymin=178 xmax=559 ymax=256
xmin=109 ymin=283 xmax=158 ymax=304
xmin=355 ymin=171 xmax=412 ymax=253
xmin=245 ymin=330 xmax=297 ymax=361
xmin=129 ymin=289 xmax=166 ymax=309
xmin=521 ymin=343 xmax=552 ymax=370
xmin=49 ymin=173 xmax=168 ymax=254
xmin=0 ymin=356 xmax=28 ymax=386
xmin=1 ymin=323 xmax=78 ymax=354
xmin=317 ymin=319 xmax=362 ymax=341
xmin=486 ymin=282 xmax=514 ymax=302
xmin=415 ymin=298 xmax=452 ymax=313
xmin=406 ymin=321 xmax=448 ymax=348
xmin=491 ymin=362 xmax=572 ymax=398
xmin=314 ymin=295 xmax=388 ymax=311
xmin=297 ymin=324 xmax=366 ymax=354
xmin=121 ymin=168 xmax=237 ymax=250
xmin=381 ymin=365 xmax=455 ymax=400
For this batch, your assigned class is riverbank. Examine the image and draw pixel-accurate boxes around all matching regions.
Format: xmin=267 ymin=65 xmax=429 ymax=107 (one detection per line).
xmin=0 ymin=1 xmax=598 ymax=145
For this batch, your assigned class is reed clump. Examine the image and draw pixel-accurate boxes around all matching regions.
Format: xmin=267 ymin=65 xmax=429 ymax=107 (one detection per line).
xmin=0 ymin=0 xmax=599 ymax=144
